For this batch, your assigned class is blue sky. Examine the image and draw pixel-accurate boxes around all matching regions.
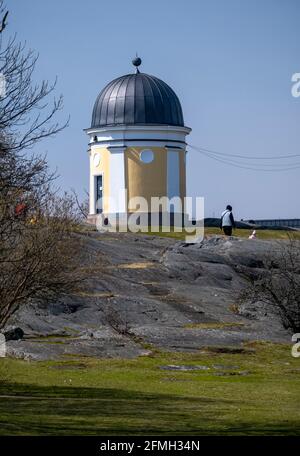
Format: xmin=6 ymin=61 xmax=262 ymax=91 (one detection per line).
xmin=7 ymin=0 xmax=300 ymax=219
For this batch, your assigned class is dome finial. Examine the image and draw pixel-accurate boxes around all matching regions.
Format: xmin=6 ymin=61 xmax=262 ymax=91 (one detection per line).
xmin=132 ymin=54 xmax=142 ymax=73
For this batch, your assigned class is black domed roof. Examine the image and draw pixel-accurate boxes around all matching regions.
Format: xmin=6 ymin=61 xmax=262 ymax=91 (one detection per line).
xmin=91 ymin=72 xmax=184 ymax=128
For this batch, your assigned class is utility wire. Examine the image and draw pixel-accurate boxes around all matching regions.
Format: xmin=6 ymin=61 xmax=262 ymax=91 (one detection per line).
xmin=200 ymin=150 xmax=300 ymax=167
xmin=188 ymin=146 xmax=300 ymax=172
xmin=188 ymin=144 xmax=300 ymax=160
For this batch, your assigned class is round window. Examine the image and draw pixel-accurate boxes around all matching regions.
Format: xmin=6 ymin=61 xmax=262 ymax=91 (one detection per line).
xmin=93 ymin=153 xmax=101 ymax=167
xmin=140 ymin=149 xmax=154 ymax=164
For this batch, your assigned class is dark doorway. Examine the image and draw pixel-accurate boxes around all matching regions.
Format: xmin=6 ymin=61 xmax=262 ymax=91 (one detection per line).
xmin=96 ymin=175 xmax=103 ymax=213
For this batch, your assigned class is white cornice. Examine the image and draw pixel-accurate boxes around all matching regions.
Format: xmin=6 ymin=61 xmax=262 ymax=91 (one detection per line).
xmin=85 ymin=124 xmax=191 ymax=135
xmin=90 ymin=141 xmax=186 ymax=150
xmin=85 ymin=124 xmax=191 ymax=147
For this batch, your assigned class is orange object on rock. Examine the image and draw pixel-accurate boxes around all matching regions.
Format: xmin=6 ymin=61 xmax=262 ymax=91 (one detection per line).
xmin=15 ymin=202 xmax=27 ymax=216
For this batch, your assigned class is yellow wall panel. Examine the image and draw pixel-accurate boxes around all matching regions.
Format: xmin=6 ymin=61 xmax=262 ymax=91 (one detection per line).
xmin=125 ymin=147 xmax=167 ymax=211
xmin=91 ymin=146 xmax=110 ymax=213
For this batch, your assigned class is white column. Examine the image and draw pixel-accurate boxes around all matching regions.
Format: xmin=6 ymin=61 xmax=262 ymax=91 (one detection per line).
xmin=108 ymin=147 xmax=126 ymax=214
xmin=89 ymin=155 xmax=96 ymax=215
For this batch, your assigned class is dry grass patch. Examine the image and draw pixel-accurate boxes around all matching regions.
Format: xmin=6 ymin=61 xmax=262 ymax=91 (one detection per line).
xmin=184 ymin=322 xmax=246 ymax=330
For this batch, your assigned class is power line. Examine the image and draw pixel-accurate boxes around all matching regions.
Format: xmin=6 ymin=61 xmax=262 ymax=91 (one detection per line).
xmin=188 ymin=144 xmax=300 ymax=160
xmin=202 ymin=151 xmax=300 ymax=167
xmin=188 ymin=146 xmax=300 ymax=172
xmin=188 ymin=144 xmax=300 ymax=172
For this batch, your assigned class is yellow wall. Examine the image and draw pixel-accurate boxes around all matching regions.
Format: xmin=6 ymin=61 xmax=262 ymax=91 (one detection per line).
xmin=90 ymin=146 xmax=186 ymax=214
xmin=125 ymin=147 xmax=167 ymax=211
xmin=90 ymin=146 xmax=110 ymax=213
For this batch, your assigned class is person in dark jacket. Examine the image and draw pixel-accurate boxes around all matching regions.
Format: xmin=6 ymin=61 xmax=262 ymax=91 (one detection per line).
xmin=220 ymin=204 xmax=236 ymax=236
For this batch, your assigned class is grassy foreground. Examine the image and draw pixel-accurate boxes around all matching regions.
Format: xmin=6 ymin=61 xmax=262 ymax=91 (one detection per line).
xmin=0 ymin=342 xmax=299 ymax=435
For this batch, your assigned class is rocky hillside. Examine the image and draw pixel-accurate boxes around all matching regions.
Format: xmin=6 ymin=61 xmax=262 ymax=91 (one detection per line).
xmin=6 ymin=232 xmax=291 ymax=360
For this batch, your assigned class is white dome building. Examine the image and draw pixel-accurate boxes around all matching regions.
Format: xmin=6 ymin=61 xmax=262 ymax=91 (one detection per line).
xmin=85 ymin=58 xmax=191 ymax=225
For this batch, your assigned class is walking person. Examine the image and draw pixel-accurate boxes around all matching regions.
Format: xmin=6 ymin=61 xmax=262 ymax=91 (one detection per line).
xmin=220 ymin=205 xmax=236 ymax=236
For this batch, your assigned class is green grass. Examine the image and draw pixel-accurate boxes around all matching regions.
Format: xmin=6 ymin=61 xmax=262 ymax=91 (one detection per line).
xmin=76 ymin=222 xmax=300 ymax=241
xmin=143 ymin=227 xmax=300 ymax=241
xmin=0 ymin=342 xmax=300 ymax=435
xmin=204 ymin=227 xmax=300 ymax=240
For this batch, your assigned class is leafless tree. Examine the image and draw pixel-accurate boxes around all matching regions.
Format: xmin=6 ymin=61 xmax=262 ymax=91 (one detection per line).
xmin=0 ymin=4 xmax=68 ymax=152
xmin=239 ymin=236 xmax=300 ymax=333
xmin=71 ymin=188 xmax=89 ymax=219
xmin=0 ymin=4 xmax=86 ymax=330
xmin=0 ymin=192 xmax=85 ymax=329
